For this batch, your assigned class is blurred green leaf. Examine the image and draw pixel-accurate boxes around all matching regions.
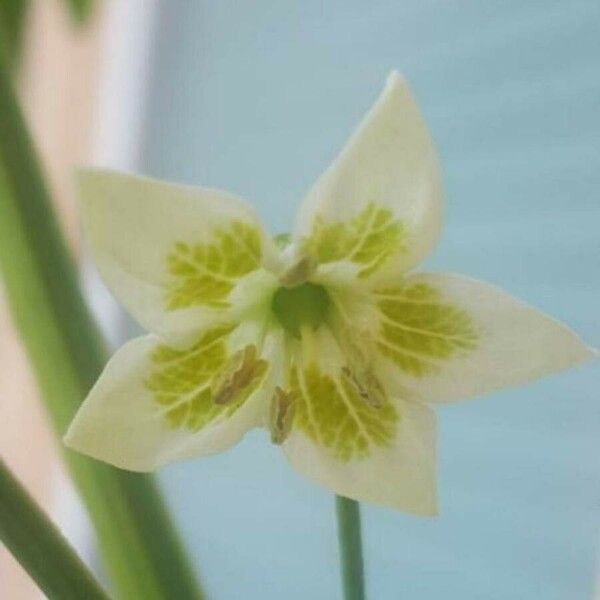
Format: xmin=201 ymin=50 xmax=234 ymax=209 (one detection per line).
xmin=0 ymin=0 xmax=30 ymax=68
xmin=0 ymin=52 xmax=204 ymax=599
xmin=64 ymin=0 xmax=93 ymax=24
xmin=0 ymin=459 xmax=110 ymax=600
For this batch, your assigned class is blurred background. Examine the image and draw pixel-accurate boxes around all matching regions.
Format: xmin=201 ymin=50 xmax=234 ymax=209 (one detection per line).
xmin=1 ymin=1 xmax=599 ymax=598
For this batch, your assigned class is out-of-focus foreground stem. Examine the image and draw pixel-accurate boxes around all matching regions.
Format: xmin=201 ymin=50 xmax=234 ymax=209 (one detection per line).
xmin=65 ymin=0 xmax=94 ymax=23
xmin=0 ymin=459 xmax=110 ymax=600
xmin=0 ymin=54 xmax=204 ymax=599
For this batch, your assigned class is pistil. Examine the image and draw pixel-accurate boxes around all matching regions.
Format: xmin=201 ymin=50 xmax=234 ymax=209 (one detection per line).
xmin=271 ymin=281 xmax=330 ymax=338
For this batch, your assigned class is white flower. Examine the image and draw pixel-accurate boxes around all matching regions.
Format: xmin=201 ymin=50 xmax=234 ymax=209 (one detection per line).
xmin=65 ymin=73 xmax=594 ymax=515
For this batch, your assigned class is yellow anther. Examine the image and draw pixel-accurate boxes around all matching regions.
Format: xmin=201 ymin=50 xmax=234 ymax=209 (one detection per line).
xmin=269 ymin=387 xmax=297 ymax=445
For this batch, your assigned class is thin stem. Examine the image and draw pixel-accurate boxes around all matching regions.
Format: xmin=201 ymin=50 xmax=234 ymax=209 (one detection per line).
xmin=0 ymin=459 xmax=109 ymax=600
xmin=64 ymin=0 xmax=94 ymax=23
xmin=335 ymin=495 xmax=366 ymax=600
xmin=0 ymin=50 xmax=203 ymax=598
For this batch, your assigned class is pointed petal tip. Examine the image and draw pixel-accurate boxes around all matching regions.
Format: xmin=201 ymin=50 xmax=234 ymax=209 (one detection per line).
xmin=63 ymin=423 xmax=155 ymax=474
xmin=385 ymin=70 xmax=406 ymax=89
xmin=61 ymin=421 xmax=95 ymax=465
xmin=62 ymin=426 xmax=92 ymax=465
xmin=62 ymin=417 xmax=87 ymax=455
xmin=62 ymin=429 xmax=74 ymax=450
xmin=580 ymin=344 xmax=600 ymax=367
xmin=561 ymin=337 xmax=598 ymax=370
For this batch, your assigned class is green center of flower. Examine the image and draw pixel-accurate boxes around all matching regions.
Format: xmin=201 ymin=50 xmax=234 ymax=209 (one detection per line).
xmin=271 ymin=282 xmax=330 ymax=337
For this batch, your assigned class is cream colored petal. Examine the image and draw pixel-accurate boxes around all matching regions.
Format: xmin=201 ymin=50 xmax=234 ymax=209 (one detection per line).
xmin=284 ymin=396 xmax=437 ymax=515
xmin=78 ymin=168 xmax=278 ymax=347
xmin=373 ymin=272 xmax=595 ymax=403
xmin=64 ymin=325 xmax=281 ymax=471
xmin=294 ymin=72 xmax=441 ymax=284
xmin=277 ymin=326 xmax=436 ymax=514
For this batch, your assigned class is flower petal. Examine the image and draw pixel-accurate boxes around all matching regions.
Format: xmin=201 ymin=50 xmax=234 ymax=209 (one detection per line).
xmin=284 ymin=395 xmax=437 ymax=515
xmin=372 ymin=273 xmax=595 ymax=403
xmin=294 ymin=72 xmax=441 ymax=283
xmin=279 ymin=326 xmax=436 ymax=514
xmin=78 ymin=168 xmax=277 ymax=347
xmin=64 ymin=324 xmax=279 ymax=471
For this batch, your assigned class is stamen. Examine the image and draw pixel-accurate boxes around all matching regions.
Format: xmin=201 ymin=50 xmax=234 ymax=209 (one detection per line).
xmin=212 ymin=345 xmax=266 ymax=405
xmin=279 ymin=255 xmax=316 ymax=287
xmin=269 ymin=387 xmax=297 ymax=444
xmin=342 ymin=366 xmax=386 ymax=409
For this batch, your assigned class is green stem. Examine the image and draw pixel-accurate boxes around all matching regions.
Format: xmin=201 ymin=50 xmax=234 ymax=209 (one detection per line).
xmin=64 ymin=0 xmax=93 ymax=23
xmin=335 ymin=496 xmax=366 ymax=600
xmin=0 ymin=51 xmax=203 ymax=598
xmin=0 ymin=459 xmax=109 ymax=600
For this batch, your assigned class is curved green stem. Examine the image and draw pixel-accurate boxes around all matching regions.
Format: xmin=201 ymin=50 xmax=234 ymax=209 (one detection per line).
xmin=0 ymin=50 xmax=203 ymax=599
xmin=0 ymin=459 xmax=109 ymax=600
xmin=335 ymin=496 xmax=366 ymax=600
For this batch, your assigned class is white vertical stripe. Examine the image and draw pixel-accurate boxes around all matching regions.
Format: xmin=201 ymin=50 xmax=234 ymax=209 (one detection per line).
xmin=91 ymin=0 xmax=160 ymax=170
xmin=84 ymin=0 xmax=161 ymax=347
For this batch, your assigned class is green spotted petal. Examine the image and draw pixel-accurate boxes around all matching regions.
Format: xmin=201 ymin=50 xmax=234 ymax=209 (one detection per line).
xmin=374 ymin=280 xmax=479 ymax=378
xmin=277 ymin=326 xmax=435 ymax=514
xmin=270 ymin=327 xmax=399 ymax=462
xmin=289 ymin=363 xmax=399 ymax=462
xmin=144 ymin=325 xmax=268 ymax=430
xmin=166 ymin=221 xmax=262 ymax=310
xmin=64 ymin=326 xmax=276 ymax=471
xmin=284 ymin=395 xmax=437 ymax=515
xmin=78 ymin=168 xmax=276 ymax=348
xmin=373 ymin=273 xmax=595 ymax=403
xmin=301 ymin=203 xmax=404 ymax=280
xmin=294 ymin=72 xmax=441 ymax=283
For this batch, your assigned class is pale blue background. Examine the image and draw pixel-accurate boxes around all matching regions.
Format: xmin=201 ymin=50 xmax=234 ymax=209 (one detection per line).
xmin=138 ymin=2 xmax=600 ymax=598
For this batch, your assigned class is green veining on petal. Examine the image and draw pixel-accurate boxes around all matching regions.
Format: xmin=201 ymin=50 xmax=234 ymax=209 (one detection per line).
xmin=290 ymin=364 xmax=398 ymax=461
xmin=374 ymin=282 xmax=479 ymax=377
xmin=302 ymin=203 xmax=404 ymax=278
xmin=165 ymin=221 xmax=262 ymax=310
xmin=144 ymin=324 xmax=267 ymax=431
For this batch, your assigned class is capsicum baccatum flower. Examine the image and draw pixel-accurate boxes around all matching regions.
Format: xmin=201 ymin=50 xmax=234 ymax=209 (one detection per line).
xmin=65 ymin=72 xmax=594 ymax=515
